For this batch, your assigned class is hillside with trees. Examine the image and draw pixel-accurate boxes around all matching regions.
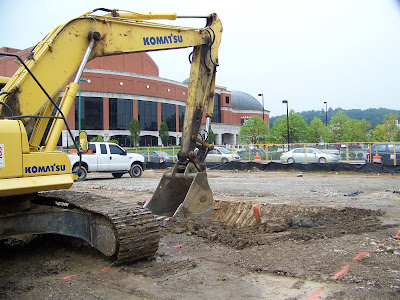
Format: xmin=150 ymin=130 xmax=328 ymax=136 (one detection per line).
xmin=265 ymin=109 xmax=400 ymax=144
xmin=269 ymin=108 xmax=400 ymax=128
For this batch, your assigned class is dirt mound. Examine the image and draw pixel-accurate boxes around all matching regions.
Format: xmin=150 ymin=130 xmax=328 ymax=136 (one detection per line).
xmin=165 ymin=201 xmax=386 ymax=249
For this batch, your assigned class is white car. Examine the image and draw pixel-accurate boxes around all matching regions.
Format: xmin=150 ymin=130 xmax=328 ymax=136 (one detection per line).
xmin=205 ymin=147 xmax=241 ymax=163
xmin=280 ymin=147 xmax=339 ymax=164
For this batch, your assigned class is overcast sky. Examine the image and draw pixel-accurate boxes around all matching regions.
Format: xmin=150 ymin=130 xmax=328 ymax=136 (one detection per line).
xmin=1 ymin=0 xmax=399 ymax=116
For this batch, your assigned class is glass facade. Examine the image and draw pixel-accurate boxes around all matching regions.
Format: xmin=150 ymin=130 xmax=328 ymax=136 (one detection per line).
xmin=179 ymin=105 xmax=185 ymax=132
xmin=109 ymin=98 xmax=133 ymax=130
xmin=211 ymin=93 xmax=221 ymax=123
xmin=138 ymin=100 xmax=157 ymax=131
xmin=75 ymin=97 xmax=103 ymax=130
xmin=161 ymin=103 xmax=176 ymax=132
xmin=110 ymin=135 xmax=131 ymax=147
xmin=140 ymin=135 xmax=158 ymax=147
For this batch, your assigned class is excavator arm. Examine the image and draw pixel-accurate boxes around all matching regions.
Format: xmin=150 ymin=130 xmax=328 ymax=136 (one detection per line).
xmin=0 ymin=8 xmax=222 ymax=263
xmin=1 ymin=8 xmax=221 ymax=152
xmin=0 ymin=8 xmax=222 ymax=194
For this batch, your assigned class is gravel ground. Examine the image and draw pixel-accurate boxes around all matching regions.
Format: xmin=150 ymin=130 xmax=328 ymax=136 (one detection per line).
xmin=72 ymin=169 xmax=400 ymax=224
xmin=1 ymin=169 xmax=400 ymax=299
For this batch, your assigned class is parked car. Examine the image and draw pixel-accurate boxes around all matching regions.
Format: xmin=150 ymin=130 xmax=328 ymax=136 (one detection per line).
xmin=68 ymin=142 xmax=145 ymax=180
xmin=141 ymin=151 xmax=174 ymax=163
xmin=204 ymin=147 xmax=241 ymax=163
xmin=366 ymin=143 xmax=400 ymax=164
xmin=280 ymin=147 xmax=339 ymax=164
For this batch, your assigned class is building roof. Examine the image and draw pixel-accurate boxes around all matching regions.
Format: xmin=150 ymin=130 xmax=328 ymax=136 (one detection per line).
xmin=182 ymin=79 xmax=263 ymax=111
xmin=231 ymin=90 xmax=263 ymax=110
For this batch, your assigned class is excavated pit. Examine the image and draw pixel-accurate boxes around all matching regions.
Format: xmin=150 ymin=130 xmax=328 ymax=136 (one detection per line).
xmin=165 ymin=200 xmax=386 ymax=249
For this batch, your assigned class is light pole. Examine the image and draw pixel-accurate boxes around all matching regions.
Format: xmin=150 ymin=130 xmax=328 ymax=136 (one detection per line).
xmin=258 ymin=93 xmax=265 ymax=121
xmin=78 ymin=78 xmax=90 ymax=147
xmin=282 ymin=100 xmax=289 ymax=150
xmin=324 ymin=101 xmax=328 ymax=126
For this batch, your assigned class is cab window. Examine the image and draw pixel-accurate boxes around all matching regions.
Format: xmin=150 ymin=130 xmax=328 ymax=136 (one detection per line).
xmin=374 ymin=144 xmax=387 ymax=152
xmin=109 ymin=144 xmax=124 ymax=155
xmin=387 ymin=144 xmax=400 ymax=153
xmin=100 ymin=144 xmax=107 ymax=154
xmin=88 ymin=143 xmax=96 ymax=153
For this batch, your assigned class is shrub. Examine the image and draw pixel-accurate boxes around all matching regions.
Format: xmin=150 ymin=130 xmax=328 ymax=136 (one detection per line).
xmin=90 ymin=135 xmax=104 ymax=142
xmin=108 ymin=139 xmax=119 ymax=145
xmin=349 ymin=152 xmax=356 ymax=159
xmin=357 ymin=152 xmax=364 ymax=160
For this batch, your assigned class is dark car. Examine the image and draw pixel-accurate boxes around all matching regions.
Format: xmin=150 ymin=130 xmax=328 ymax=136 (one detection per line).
xmin=140 ymin=151 xmax=174 ymax=163
xmin=366 ymin=143 xmax=400 ymax=165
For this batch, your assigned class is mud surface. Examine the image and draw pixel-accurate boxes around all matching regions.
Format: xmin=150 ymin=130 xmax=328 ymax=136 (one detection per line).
xmin=1 ymin=170 xmax=400 ymax=299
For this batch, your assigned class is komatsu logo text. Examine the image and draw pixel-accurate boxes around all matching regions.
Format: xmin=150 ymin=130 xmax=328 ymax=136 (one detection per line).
xmin=143 ymin=34 xmax=183 ymax=46
xmin=25 ymin=164 xmax=66 ymax=174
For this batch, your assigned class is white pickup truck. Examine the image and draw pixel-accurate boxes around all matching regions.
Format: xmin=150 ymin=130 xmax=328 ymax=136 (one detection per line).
xmin=68 ymin=142 xmax=145 ymax=181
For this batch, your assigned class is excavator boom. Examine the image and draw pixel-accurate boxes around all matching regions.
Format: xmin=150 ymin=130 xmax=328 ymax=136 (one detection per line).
xmin=0 ymin=8 xmax=222 ymax=262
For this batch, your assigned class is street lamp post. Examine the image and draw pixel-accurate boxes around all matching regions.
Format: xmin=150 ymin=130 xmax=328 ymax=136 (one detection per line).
xmin=282 ymin=100 xmax=289 ymax=150
xmin=324 ymin=101 xmax=328 ymax=126
xmin=258 ymin=93 xmax=265 ymax=121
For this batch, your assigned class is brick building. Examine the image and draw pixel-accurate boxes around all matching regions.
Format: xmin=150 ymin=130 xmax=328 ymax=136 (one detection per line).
xmin=0 ymin=47 xmax=269 ymax=147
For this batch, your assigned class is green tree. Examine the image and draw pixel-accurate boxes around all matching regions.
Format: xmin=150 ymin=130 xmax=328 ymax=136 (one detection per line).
xmin=371 ymin=114 xmax=400 ymax=142
xmin=342 ymin=119 xmax=371 ymax=142
xmin=159 ymin=121 xmax=169 ymax=146
xmin=90 ymin=135 xmax=104 ymax=142
xmin=306 ymin=117 xmax=327 ymax=143
xmin=208 ymin=127 xmax=216 ymax=144
xmin=129 ymin=118 xmax=141 ymax=147
xmin=269 ymin=117 xmax=287 ymax=143
xmin=328 ymin=110 xmax=350 ymax=142
xmin=237 ymin=116 xmax=268 ymax=144
xmin=108 ymin=139 xmax=119 ymax=145
xmin=270 ymin=110 xmax=308 ymax=143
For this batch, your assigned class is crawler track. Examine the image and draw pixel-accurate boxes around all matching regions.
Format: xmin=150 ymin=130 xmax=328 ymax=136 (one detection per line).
xmin=36 ymin=190 xmax=161 ymax=264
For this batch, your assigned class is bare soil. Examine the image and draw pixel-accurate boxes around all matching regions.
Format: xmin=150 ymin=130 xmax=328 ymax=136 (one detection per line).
xmin=1 ymin=170 xmax=400 ymax=299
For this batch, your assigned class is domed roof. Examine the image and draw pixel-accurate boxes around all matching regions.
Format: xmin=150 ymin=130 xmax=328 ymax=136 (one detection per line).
xmin=231 ymin=90 xmax=263 ymax=110
xmin=181 ymin=80 xmax=263 ymax=111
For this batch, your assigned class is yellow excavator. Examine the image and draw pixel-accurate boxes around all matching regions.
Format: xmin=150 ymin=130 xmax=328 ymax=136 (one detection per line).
xmin=0 ymin=8 xmax=222 ymax=263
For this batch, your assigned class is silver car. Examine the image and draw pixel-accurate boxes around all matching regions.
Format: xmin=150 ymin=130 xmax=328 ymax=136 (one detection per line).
xmin=280 ymin=147 xmax=339 ymax=164
xmin=141 ymin=151 xmax=174 ymax=163
xmin=205 ymin=147 xmax=241 ymax=163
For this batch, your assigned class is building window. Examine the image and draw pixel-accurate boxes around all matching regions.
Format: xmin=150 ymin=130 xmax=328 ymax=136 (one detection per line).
xmin=211 ymin=93 xmax=221 ymax=123
xmin=140 ymin=135 xmax=158 ymax=147
xmin=179 ymin=105 xmax=185 ymax=132
xmin=75 ymin=97 xmax=103 ymax=130
xmin=138 ymin=100 xmax=157 ymax=131
xmin=109 ymin=98 xmax=133 ymax=130
xmin=161 ymin=103 xmax=176 ymax=132
xmin=241 ymin=116 xmax=250 ymax=125
xmin=225 ymin=96 xmax=230 ymax=104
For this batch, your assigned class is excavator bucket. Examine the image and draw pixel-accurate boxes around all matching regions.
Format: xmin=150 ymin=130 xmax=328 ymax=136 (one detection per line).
xmin=145 ymin=170 xmax=213 ymax=218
